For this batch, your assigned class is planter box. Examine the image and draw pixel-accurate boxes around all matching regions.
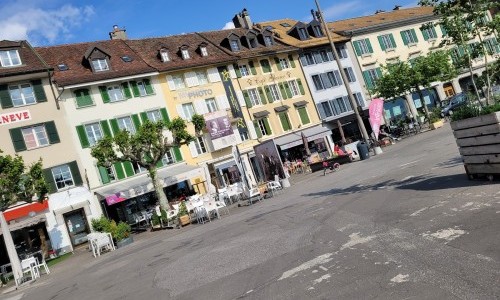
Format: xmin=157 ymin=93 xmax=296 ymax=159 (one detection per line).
xmin=309 ymin=155 xmax=353 ymax=173
xmin=451 ymin=111 xmax=500 ymax=180
xmin=179 ymin=215 xmax=190 ymax=226
xmin=430 ymin=120 xmax=444 ymax=130
xmin=116 ymin=236 xmax=134 ymax=249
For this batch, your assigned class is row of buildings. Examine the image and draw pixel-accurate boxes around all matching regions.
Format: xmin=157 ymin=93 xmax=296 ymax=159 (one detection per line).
xmin=0 ymin=6 xmax=497 ymax=259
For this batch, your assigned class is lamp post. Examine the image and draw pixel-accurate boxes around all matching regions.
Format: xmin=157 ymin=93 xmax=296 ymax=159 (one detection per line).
xmin=314 ymin=0 xmax=370 ymax=142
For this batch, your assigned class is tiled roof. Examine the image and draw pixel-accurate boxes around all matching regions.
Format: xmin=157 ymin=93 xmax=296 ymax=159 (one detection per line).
xmin=36 ymin=39 xmax=156 ymax=87
xmin=256 ymin=19 xmax=349 ymax=48
xmin=198 ymin=28 xmax=298 ymax=59
xmin=125 ymin=33 xmax=236 ymax=72
xmin=0 ymin=40 xmax=49 ymax=77
xmin=329 ymin=6 xmax=435 ymax=34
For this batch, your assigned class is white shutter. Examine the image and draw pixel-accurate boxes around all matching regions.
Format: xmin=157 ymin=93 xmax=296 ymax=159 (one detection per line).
xmin=217 ymin=94 xmax=230 ymax=110
xmin=234 ymin=126 xmax=242 ymax=144
xmin=194 ymin=99 xmax=208 ymax=115
xmin=204 ymin=133 xmax=215 ymax=152
xmin=184 ymin=71 xmax=199 ymax=87
xmin=236 ymin=90 xmax=245 ymax=106
xmin=227 ymin=64 xmax=237 ymax=78
xmin=207 ymin=68 xmax=221 ymax=82
xmin=166 ymin=75 xmax=176 ymax=91
xmin=246 ymin=120 xmax=257 ymax=140
xmin=317 ymin=103 xmax=326 ymax=119
xmin=188 ymin=141 xmax=199 ymax=158
xmin=176 ymin=104 xmax=186 ymax=120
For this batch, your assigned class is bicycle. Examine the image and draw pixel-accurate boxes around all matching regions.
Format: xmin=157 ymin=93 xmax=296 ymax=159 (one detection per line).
xmin=323 ymin=161 xmax=340 ymax=175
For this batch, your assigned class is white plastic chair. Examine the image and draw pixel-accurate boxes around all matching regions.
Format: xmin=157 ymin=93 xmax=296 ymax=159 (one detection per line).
xmin=267 ymin=181 xmax=283 ymax=197
xmin=215 ymin=198 xmax=230 ymax=215
xmin=32 ymin=251 xmax=50 ymax=275
xmin=203 ymin=199 xmax=220 ymax=220
xmin=21 ymin=257 xmax=39 ymax=281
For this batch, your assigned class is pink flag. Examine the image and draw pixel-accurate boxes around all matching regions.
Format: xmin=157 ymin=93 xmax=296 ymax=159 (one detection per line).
xmin=369 ymin=98 xmax=384 ymax=140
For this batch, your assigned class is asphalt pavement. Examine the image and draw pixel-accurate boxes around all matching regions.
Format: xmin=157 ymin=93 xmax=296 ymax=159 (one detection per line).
xmin=3 ymin=122 xmax=499 ymax=300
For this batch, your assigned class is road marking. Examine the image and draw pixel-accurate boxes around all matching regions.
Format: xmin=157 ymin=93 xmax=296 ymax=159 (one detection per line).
xmin=340 ymin=232 xmax=376 ymax=250
xmin=313 ymin=274 xmax=331 ymax=284
xmin=319 ymin=266 xmax=328 ymax=271
xmin=400 ymin=160 xmax=420 ymax=167
xmin=410 ymin=207 xmax=428 ymax=217
xmin=278 ymin=253 xmax=334 ymax=280
xmin=390 ymin=274 xmax=409 ymax=283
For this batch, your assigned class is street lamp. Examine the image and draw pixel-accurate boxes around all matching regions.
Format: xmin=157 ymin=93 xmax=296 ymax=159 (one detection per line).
xmin=314 ymin=0 xmax=370 ymax=142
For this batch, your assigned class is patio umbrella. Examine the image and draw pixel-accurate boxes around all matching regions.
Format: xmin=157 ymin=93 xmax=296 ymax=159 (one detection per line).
xmin=301 ymin=132 xmax=311 ymax=156
xmin=0 ymin=211 xmax=23 ymax=286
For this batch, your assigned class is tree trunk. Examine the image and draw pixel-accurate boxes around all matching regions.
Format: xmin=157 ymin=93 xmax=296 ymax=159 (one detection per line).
xmin=148 ymin=167 xmax=169 ymax=212
xmin=416 ymin=87 xmax=430 ymax=125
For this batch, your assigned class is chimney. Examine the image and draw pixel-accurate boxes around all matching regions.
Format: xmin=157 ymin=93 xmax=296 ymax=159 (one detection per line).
xmin=393 ymin=5 xmax=402 ymax=10
xmin=375 ymin=9 xmax=385 ymax=14
xmin=232 ymin=8 xmax=253 ymax=29
xmin=109 ymin=25 xmax=127 ymax=40
xmin=311 ymin=9 xmax=317 ymax=20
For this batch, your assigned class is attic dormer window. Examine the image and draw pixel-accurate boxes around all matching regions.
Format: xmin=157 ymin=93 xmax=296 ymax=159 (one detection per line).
xmin=200 ymin=46 xmax=208 ymax=57
xmin=92 ymin=58 xmax=109 ymax=72
xmin=249 ymin=37 xmax=258 ymax=48
xmin=0 ymin=49 xmax=21 ymax=67
xmin=264 ymin=36 xmax=273 ymax=46
xmin=298 ymin=27 xmax=309 ymax=40
xmin=160 ymin=49 xmax=170 ymax=62
xmin=230 ymin=40 xmax=240 ymax=51
xmin=312 ymin=25 xmax=323 ymax=37
xmin=181 ymin=48 xmax=190 ymax=60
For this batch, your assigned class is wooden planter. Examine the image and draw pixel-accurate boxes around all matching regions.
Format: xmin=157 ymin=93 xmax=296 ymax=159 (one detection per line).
xmin=451 ymin=111 xmax=500 ymax=181
xmin=430 ymin=119 xmax=444 ymax=130
xmin=179 ymin=215 xmax=191 ymax=226
xmin=116 ymin=236 xmax=134 ymax=248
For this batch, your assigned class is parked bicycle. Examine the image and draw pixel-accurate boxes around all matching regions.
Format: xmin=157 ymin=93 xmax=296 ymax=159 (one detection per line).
xmin=323 ymin=161 xmax=340 ymax=175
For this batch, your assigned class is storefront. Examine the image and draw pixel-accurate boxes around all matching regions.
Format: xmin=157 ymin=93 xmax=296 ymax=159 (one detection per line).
xmin=274 ymin=125 xmax=332 ymax=162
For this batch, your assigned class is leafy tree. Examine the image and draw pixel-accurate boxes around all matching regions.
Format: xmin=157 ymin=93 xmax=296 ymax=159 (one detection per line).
xmin=0 ymin=150 xmax=48 ymax=211
xmin=91 ymin=115 xmax=205 ymax=212
xmin=420 ymin=0 xmax=500 ymax=105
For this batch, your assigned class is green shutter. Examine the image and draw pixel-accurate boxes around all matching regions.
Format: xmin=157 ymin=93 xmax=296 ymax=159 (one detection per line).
xmin=258 ymin=87 xmax=267 ymax=104
xmin=0 ymin=84 xmax=13 ymax=109
xmin=362 ymin=71 xmax=373 ymax=89
xmin=410 ymin=29 xmax=418 ymax=43
xmin=130 ymin=81 xmax=140 ymax=97
xmin=378 ymin=36 xmax=386 ymax=51
xmin=100 ymin=120 xmax=112 ymax=138
xmin=353 ymin=41 xmax=362 ymax=56
xmin=110 ymin=119 xmax=120 ymax=134
xmin=248 ymin=61 xmax=257 ymax=75
xmin=76 ymin=125 xmax=90 ymax=148
xmin=123 ymin=162 xmax=134 ymax=177
xmin=140 ymin=112 xmax=148 ymax=123
xmin=298 ymin=107 xmax=310 ymax=124
xmin=243 ymin=90 xmax=252 ymax=107
xmin=156 ymin=159 xmax=164 ymax=168
xmin=274 ymin=57 xmax=282 ymax=71
xmin=366 ymin=39 xmax=373 ymax=53
xmin=253 ymin=120 xmax=262 ymax=138
xmin=9 ymin=128 xmax=27 ymax=152
xmin=121 ymin=82 xmax=132 ymax=99
xmin=31 ymin=79 xmax=47 ymax=102
xmin=440 ymin=24 xmax=447 ymax=37
xmin=114 ymin=162 xmax=125 ymax=180
xmin=45 ymin=121 xmax=60 ymax=144
xmin=278 ymin=82 xmax=287 ymax=99
xmin=401 ymin=31 xmax=409 ymax=45
xmin=233 ymin=64 xmax=242 ymax=78
xmin=260 ymin=59 xmax=271 ymax=73
xmin=284 ymin=82 xmax=292 ymax=98
xmin=279 ymin=113 xmax=290 ymax=131
xmin=264 ymin=86 xmax=272 ymax=103
xmin=68 ymin=161 xmax=83 ymax=186
xmin=98 ymin=166 xmax=111 ymax=184
xmin=131 ymin=114 xmax=141 ymax=130
xmin=389 ymin=34 xmax=396 ymax=48
xmin=431 ymin=27 xmax=437 ymax=39
xmin=376 ymin=68 xmax=382 ymax=78
xmin=144 ymin=79 xmax=154 ymax=95
xmin=42 ymin=168 xmax=57 ymax=194
xmin=99 ymin=86 xmax=110 ymax=103
xmin=173 ymin=147 xmax=182 ymax=162
xmin=160 ymin=108 xmax=171 ymax=123
xmin=422 ymin=28 xmax=429 ymax=41
xmin=263 ymin=118 xmax=272 ymax=135
xmin=288 ymin=54 xmax=296 ymax=68
xmin=75 ymin=89 xmax=93 ymax=108
xmin=297 ymin=79 xmax=305 ymax=95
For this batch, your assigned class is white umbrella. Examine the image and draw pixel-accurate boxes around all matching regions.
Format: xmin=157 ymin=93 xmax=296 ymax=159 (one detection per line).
xmin=0 ymin=211 xmax=23 ymax=286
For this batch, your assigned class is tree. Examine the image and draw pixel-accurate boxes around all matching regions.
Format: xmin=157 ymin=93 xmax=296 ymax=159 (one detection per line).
xmin=91 ymin=115 xmax=205 ymax=212
xmin=420 ymin=0 xmax=500 ymax=105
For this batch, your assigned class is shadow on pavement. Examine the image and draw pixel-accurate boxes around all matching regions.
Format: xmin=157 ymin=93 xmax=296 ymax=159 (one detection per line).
xmin=434 ymin=156 xmax=464 ymax=169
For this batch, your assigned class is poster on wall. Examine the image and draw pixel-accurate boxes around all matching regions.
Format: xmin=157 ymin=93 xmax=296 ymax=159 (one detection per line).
xmin=253 ymin=140 xmax=285 ymax=182
xmin=205 ymin=110 xmax=234 ymax=140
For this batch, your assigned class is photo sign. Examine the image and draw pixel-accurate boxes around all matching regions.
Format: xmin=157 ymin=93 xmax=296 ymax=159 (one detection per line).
xmin=205 ymin=110 xmax=234 ymax=140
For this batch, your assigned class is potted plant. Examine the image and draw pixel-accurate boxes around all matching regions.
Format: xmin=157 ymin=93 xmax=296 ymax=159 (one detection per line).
xmin=91 ymin=216 xmax=133 ymax=248
xmin=450 ymin=100 xmax=500 ymax=181
xmin=177 ymin=201 xmax=190 ymax=226
xmin=429 ymin=107 xmax=444 ymax=130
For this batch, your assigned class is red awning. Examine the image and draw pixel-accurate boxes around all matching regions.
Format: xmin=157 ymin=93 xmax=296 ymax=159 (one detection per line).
xmin=4 ymin=201 xmax=49 ymax=222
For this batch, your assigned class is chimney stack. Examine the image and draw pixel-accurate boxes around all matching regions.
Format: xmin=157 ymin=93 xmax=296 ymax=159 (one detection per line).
xmin=109 ymin=25 xmax=127 ymax=40
xmin=232 ymin=8 xmax=253 ymax=29
xmin=393 ymin=5 xmax=402 ymax=10
xmin=375 ymin=9 xmax=385 ymax=14
xmin=311 ymin=9 xmax=317 ymax=20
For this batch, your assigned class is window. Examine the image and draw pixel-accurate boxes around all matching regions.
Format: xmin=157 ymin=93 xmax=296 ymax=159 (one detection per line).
xmin=132 ymin=162 xmax=147 ymax=174
xmin=321 ymin=102 xmax=333 ymax=117
xmin=344 ymin=67 xmax=356 ymax=82
xmin=239 ymin=65 xmax=250 ymax=76
xmin=52 ymin=165 xmax=74 ymax=190
xmin=279 ymin=112 xmax=292 ymax=131
xmin=257 ymin=118 xmax=271 ymax=136
xmin=200 ymin=46 xmax=208 ymax=57
xmin=230 ymin=40 xmax=240 ymax=51
xmin=172 ymin=75 xmax=185 ymax=89
xmin=319 ymin=50 xmax=330 ymax=62
xmin=401 ymin=29 xmax=418 ymax=45
xmin=162 ymin=150 xmax=175 ymax=165
xmin=239 ymin=130 xmax=249 ymax=141
xmin=196 ymin=71 xmax=208 ymax=85
xmin=331 ymin=97 xmax=351 ymax=115
xmin=354 ymin=39 xmax=373 ymax=56
xmin=181 ymin=49 xmax=190 ymax=60
xmin=312 ymin=25 xmax=323 ymax=37
xmin=136 ymin=81 xmax=148 ymax=96
xmin=298 ymin=27 xmax=309 ymax=40
xmin=249 ymin=38 xmax=258 ymax=48
xmin=0 ymin=50 xmax=21 ymax=67
xmin=9 ymin=83 xmax=36 ymax=106
xmin=146 ymin=110 xmax=162 ymax=122
xmin=421 ymin=26 xmax=438 ymax=40
xmin=205 ymin=98 xmax=218 ymax=112
xmin=378 ymin=34 xmax=396 ymax=50
xmin=248 ymin=88 xmax=261 ymax=106
xmin=326 ymin=71 xmax=342 ymax=86
xmin=336 ymin=47 xmax=347 ymax=59
xmin=22 ymin=125 xmax=49 ymax=149
xmin=297 ymin=107 xmax=310 ymax=125
xmin=194 ymin=136 xmax=207 ymax=154
xmin=92 ymin=58 xmax=109 ymax=72
xmin=353 ymin=92 xmax=365 ymax=107
xmin=260 ymin=59 xmax=272 ymax=73
xmin=75 ymin=89 xmax=93 ymax=108
xmin=264 ymin=36 xmax=273 ymax=46
xmin=117 ymin=116 xmax=136 ymax=134
xmin=269 ymin=84 xmax=281 ymax=101
xmin=84 ymin=123 xmax=103 ymax=146
xmin=300 ymin=53 xmax=315 ymax=66
xmin=182 ymin=103 xmax=195 ymax=119
xmin=288 ymin=80 xmax=300 ymax=97
xmin=485 ymin=38 xmax=500 ymax=54
xmin=312 ymin=74 xmax=324 ymax=91
xmin=364 ymin=68 xmax=381 ymax=89
xmin=160 ymin=50 xmax=170 ymax=62
xmin=107 ymin=85 xmax=125 ymax=102
xmin=105 ymin=165 xmax=117 ymax=182
xmin=279 ymin=58 xmax=290 ymax=70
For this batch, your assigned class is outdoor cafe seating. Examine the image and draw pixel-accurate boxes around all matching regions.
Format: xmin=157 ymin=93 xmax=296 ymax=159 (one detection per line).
xmin=87 ymin=232 xmax=115 ymax=257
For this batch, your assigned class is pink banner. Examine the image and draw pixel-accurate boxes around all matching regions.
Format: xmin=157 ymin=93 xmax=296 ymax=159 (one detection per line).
xmin=369 ymin=98 xmax=384 ymax=140
xmin=105 ymin=192 xmax=127 ymax=206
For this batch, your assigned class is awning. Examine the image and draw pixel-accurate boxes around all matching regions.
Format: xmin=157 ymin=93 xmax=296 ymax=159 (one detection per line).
xmin=274 ymin=125 xmax=331 ymax=150
xmin=214 ymin=159 xmax=236 ymax=170
xmin=6 ymin=216 xmax=46 ymax=232
xmin=94 ymin=163 xmax=203 ymax=203
xmin=49 ymin=186 xmax=93 ymax=215
xmin=253 ymin=110 xmax=270 ymax=118
xmin=293 ymin=100 xmax=308 ymax=107
xmin=274 ymin=105 xmax=290 ymax=112
xmin=3 ymin=201 xmax=49 ymax=222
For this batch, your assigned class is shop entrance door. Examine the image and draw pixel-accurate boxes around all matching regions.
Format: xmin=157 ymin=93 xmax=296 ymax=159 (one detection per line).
xmin=63 ymin=208 xmax=90 ymax=247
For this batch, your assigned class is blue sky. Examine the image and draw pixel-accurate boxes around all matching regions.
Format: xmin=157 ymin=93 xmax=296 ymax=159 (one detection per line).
xmin=0 ymin=0 xmax=418 ymax=46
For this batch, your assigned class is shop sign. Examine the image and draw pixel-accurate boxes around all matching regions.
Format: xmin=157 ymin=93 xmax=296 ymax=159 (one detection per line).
xmin=105 ymin=193 xmax=127 ymax=206
xmin=0 ymin=110 xmax=31 ymax=126
xmin=177 ymin=88 xmax=214 ymax=100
